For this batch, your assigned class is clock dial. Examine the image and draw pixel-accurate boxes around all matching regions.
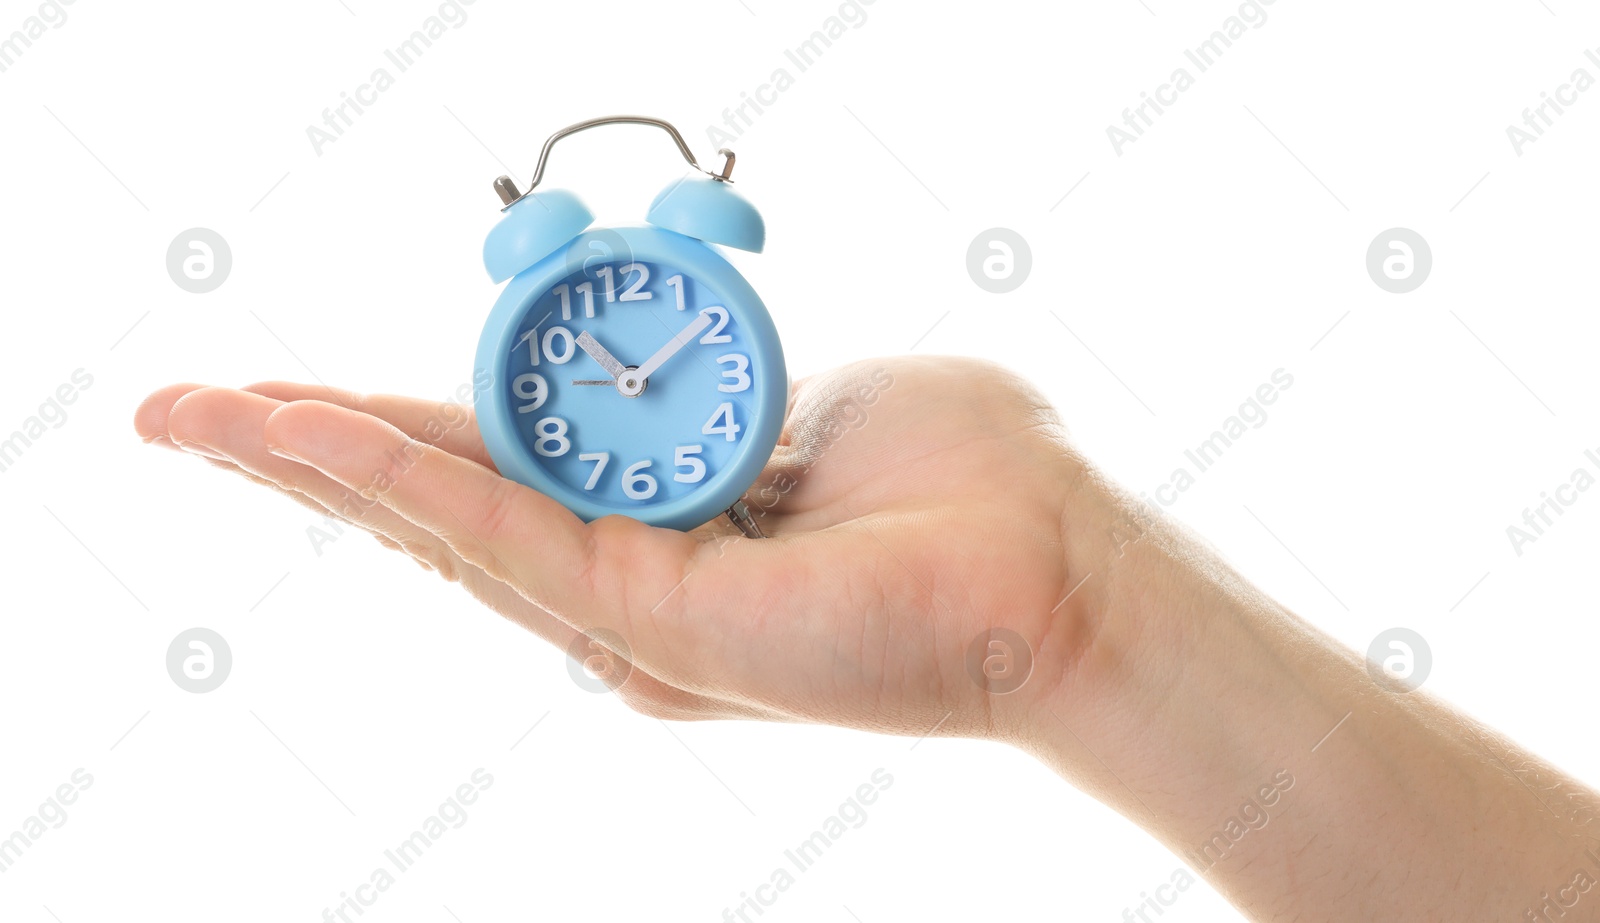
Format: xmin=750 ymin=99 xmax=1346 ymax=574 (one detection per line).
xmin=503 ymin=259 xmax=757 ymax=513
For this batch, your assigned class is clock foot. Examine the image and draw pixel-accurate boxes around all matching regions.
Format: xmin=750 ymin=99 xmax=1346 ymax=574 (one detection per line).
xmin=725 ymin=500 xmax=765 ymax=539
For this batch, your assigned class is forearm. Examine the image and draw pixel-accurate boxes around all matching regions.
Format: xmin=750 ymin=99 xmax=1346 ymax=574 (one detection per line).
xmin=1027 ymin=479 xmax=1600 ymax=921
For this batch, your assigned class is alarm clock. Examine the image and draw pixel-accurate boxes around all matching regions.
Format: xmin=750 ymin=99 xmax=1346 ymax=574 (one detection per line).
xmin=473 ymin=116 xmax=786 ymax=538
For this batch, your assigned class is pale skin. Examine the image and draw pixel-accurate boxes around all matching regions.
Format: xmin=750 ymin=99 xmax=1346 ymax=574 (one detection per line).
xmin=135 ymin=356 xmax=1599 ymax=921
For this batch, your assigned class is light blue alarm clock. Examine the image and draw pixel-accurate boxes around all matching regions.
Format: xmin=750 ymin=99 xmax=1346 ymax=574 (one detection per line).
xmin=474 ymin=116 xmax=785 ymax=537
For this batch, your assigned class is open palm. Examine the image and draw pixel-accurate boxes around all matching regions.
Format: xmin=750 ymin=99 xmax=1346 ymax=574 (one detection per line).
xmin=136 ymin=356 xmax=1097 ymax=741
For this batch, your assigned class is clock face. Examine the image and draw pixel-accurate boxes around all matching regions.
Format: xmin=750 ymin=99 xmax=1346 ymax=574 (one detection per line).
xmin=498 ymin=256 xmax=770 ymax=519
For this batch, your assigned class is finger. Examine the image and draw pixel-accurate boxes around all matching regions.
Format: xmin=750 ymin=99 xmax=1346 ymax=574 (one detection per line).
xmin=160 ymin=387 xmax=768 ymax=720
xmin=134 ymin=382 xmax=212 ymax=452
xmin=142 ymin=385 xmax=394 ymax=533
xmin=242 ymin=381 xmax=493 ymax=469
xmin=146 ymin=383 xmax=496 ymax=576
xmin=262 ymin=399 xmax=710 ymax=675
xmin=168 ymin=388 xmax=620 ymax=633
xmin=780 ymin=373 xmax=810 ymax=438
xmin=167 ymin=387 xmax=448 ymax=555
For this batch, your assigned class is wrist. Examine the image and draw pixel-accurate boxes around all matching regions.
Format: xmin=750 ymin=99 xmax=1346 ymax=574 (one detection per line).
xmin=1016 ymin=472 xmax=1323 ymax=830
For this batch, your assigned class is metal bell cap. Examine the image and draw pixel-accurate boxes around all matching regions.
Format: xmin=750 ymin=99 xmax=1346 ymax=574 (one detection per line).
xmin=645 ymin=176 xmax=764 ymax=253
xmin=483 ymin=188 xmax=595 ymax=283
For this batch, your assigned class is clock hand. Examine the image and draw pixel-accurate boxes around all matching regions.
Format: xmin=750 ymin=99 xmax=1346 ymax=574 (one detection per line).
xmin=575 ymin=330 xmax=628 ymax=380
xmin=633 ymin=313 xmax=714 ymax=382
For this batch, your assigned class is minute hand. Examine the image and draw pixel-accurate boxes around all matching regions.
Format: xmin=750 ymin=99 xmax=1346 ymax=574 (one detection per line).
xmin=634 ymin=313 xmax=713 ymax=381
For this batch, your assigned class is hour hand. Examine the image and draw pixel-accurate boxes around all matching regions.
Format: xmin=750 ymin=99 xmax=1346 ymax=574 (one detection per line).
xmin=575 ymin=330 xmax=626 ymax=381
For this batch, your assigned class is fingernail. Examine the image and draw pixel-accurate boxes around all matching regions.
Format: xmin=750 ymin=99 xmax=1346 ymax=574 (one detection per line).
xmin=266 ymin=444 xmax=308 ymax=464
xmin=173 ymin=439 xmax=228 ymax=461
xmin=143 ymin=435 xmax=182 ymax=452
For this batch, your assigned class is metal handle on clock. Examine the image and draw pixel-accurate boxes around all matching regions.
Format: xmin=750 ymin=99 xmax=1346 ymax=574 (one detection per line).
xmin=494 ymin=115 xmax=737 ymax=207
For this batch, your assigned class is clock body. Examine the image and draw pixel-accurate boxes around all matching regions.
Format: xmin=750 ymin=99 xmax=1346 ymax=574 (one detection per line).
xmin=474 ymin=225 xmax=786 ymax=531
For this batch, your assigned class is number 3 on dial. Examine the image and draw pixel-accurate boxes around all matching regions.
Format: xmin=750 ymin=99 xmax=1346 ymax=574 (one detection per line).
xmin=716 ymin=354 xmax=750 ymax=393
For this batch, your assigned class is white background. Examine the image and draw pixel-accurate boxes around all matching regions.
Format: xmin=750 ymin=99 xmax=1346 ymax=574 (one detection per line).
xmin=2 ymin=0 xmax=1597 ymax=920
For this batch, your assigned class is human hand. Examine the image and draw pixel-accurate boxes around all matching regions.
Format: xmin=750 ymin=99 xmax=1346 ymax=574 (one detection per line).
xmin=133 ymin=356 xmax=1124 ymax=744
xmin=138 ymin=355 xmax=1600 ymax=922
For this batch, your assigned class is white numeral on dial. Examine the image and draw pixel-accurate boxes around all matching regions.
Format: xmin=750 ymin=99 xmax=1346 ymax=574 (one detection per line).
xmin=702 ymin=402 xmax=741 ymax=442
xmin=699 ymin=306 xmax=732 ymax=344
xmin=618 ymin=263 xmax=652 ymax=301
xmin=595 ymin=266 xmax=616 ymax=302
xmin=674 ymin=445 xmax=706 ymax=483
xmin=542 ymin=326 xmax=576 ymax=364
xmin=553 ymin=283 xmax=597 ymax=321
xmin=533 ymin=418 xmax=571 ymax=457
xmin=623 ymin=459 xmax=658 ymax=500
xmin=666 ymin=274 xmax=685 ymax=310
xmin=579 ymin=452 xmax=610 ymax=490
xmin=512 ymin=373 xmax=548 ymax=413
xmin=715 ymin=354 xmax=750 ymax=393
xmin=573 ymin=282 xmax=597 ymax=318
